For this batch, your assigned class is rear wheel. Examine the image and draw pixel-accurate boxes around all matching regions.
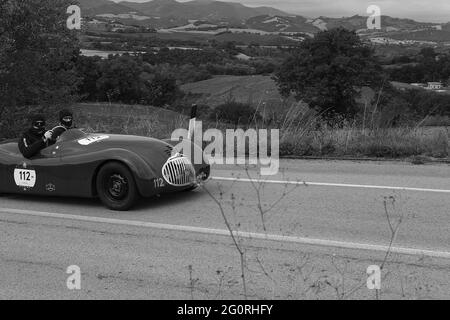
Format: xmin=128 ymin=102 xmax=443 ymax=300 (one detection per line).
xmin=96 ymin=162 xmax=139 ymax=211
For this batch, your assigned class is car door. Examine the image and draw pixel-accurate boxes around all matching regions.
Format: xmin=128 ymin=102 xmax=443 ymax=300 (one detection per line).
xmin=35 ymin=138 xmax=96 ymax=198
xmin=11 ymin=143 xmax=62 ymax=195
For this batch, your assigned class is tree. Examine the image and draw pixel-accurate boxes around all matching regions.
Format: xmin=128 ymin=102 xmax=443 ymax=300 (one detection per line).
xmin=76 ymin=55 xmax=103 ymax=101
xmin=274 ymin=28 xmax=384 ymax=117
xmin=96 ymin=55 xmax=144 ymax=103
xmin=420 ymin=47 xmax=437 ymax=60
xmin=0 ymin=0 xmax=81 ymax=138
xmin=209 ymin=100 xmax=259 ymax=126
xmin=142 ymin=73 xmax=180 ymax=107
xmin=388 ymin=50 xmax=450 ymax=84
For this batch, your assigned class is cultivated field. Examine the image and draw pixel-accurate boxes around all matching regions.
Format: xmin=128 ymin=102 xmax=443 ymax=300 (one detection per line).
xmin=181 ymin=75 xmax=286 ymax=107
xmin=83 ymin=30 xmax=296 ymax=46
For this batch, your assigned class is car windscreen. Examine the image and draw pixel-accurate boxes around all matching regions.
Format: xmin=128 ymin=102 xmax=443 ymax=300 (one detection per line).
xmin=57 ymin=129 xmax=87 ymax=143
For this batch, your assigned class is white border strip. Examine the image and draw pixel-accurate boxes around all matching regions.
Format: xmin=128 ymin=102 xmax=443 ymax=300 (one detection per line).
xmin=211 ymin=177 xmax=450 ymax=193
xmin=1 ymin=208 xmax=449 ymax=259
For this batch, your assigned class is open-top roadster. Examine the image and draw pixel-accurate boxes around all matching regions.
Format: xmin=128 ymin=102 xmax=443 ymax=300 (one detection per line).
xmin=0 ymin=128 xmax=210 ymax=211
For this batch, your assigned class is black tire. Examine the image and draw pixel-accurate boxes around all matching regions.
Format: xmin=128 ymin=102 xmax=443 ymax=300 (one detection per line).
xmin=183 ymin=184 xmax=199 ymax=192
xmin=96 ymin=162 xmax=139 ymax=211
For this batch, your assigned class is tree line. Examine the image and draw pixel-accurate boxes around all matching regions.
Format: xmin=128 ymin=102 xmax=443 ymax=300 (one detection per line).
xmin=388 ymin=48 xmax=450 ymax=85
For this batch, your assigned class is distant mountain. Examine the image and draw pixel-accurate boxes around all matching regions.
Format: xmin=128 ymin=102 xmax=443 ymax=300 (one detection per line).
xmin=77 ymin=0 xmax=112 ymax=10
xmin=317 ymin=15 xmax=434 ymax=32
xmin=79 ymin=0 xmax=449 ymax=43
xmin=77 ymin=0 xmax=146 ymax=16
xmin=243 ymin=14 xmax=437 ymax=34
xmin=79 ymin=0 xmax=289 ymax=23
xmin=119 ymin=0 xmax=289 ymax=21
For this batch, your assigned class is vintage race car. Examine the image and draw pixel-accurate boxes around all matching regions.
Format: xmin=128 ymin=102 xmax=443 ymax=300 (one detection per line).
xmin=0 ymin=129 xmax=210 ymax=211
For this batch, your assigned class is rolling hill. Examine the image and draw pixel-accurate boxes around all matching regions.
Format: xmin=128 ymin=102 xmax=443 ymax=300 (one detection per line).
xmin=246 ymin=15 xmax=319 ymax=34
xmin=79 ymin=0 xmax=289 ymax=23
xmin=120 ymin=0 xmax=288 ymax=21
xmin=79 ymin=0 xmax=450 ymax=43
xmin=318 ymin=15 xmax=434 ymax=32
xmin=245 ymin=14 xmax=438 ymax=34
xmin=77 ymin=0 xmax=144 ymax=16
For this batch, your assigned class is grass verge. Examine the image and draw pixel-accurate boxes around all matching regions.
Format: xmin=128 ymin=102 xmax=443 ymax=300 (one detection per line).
xmin=72 ymin=103 xmax=449 ymax=160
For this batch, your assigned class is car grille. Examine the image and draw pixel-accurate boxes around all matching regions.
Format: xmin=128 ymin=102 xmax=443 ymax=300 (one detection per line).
xmin=162 ymin=155 xmax=196 ymax=187
xmin=164 ymin=145 xmax=173 ymax=157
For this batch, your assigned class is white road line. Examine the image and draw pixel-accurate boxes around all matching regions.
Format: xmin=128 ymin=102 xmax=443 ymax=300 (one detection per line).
xmin=211 ymin=177 xmax=450 ymax=193
xmin=1 ymin=208 xmax=450 ymax=259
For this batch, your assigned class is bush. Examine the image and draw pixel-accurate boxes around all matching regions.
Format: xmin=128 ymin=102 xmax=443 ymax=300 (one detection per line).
xmin=95 ymin=55 xmax=144 ymax=103
xmin=141 ymin=74 xmax=181 ymax=107
xmin=0 ymin=105 xmax=61 ymax=139
xmin=177 ymin=64 xmax=212 ymax=83
xmin=209 ymin=101 xmax=259 ymax=126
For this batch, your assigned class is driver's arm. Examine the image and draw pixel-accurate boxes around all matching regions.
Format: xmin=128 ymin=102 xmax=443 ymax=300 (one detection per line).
xmin=18 ymin=136 xmax=46 ymax=159
xmin=48 ymin=126 xmax=67 ymax=145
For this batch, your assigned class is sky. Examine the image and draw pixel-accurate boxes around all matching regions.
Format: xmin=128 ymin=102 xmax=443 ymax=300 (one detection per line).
xmin=113 ymin=0 xmax=450 ymax=23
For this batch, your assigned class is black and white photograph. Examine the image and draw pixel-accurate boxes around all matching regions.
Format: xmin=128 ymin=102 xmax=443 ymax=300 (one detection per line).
xmin=0 ymin=0 xmax=449 ymax=304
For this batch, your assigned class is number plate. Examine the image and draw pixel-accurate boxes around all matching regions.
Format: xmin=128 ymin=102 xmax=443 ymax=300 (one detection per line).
xmin=14 ymin=169 xmax=37 ymax=188
xmin=78 ymin=135 xmax=109 ymax=146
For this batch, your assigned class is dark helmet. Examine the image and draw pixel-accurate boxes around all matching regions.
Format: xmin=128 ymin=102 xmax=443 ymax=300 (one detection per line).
xmin=30 ymin=114 xmax=46 ymax=134
xmin=59 ymin=109 xmax=73 ymax=128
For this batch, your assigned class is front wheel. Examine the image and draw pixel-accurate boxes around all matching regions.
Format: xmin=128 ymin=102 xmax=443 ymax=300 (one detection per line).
xmin=183 ymin=184 xmax=199 ymax=192
xmin=96 ymin=162 xmax=140 ymax=211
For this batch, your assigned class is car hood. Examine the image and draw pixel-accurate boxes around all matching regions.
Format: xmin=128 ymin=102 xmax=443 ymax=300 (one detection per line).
xmin=58 ymin=131 xmax=175 ymax=168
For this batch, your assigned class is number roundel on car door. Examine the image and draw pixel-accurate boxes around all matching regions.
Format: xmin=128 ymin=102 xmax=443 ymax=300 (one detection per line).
xmin=14 ymin=168 xmax=37 ymax=188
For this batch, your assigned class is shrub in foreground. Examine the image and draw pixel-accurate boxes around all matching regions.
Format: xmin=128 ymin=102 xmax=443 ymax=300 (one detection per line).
xmin=280 ymin=127 xmax=449 ymax=158
xmin=210 ymin=101 xmax=260 ymax=126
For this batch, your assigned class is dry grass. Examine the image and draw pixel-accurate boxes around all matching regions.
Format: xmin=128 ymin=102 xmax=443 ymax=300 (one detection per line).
xmin=280 ymin=126 xmax=449 ymax=158
xmin=275 ymin=103 xmax=449 ymax=159
xmin=73 ymin=102 xmax=189 ymax=139
xmin=72 ymin=102 xmax=449 ymax=160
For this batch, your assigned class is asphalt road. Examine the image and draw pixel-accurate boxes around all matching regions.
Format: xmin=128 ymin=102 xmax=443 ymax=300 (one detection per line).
xmin=0 ymin=160 xmax=449 ymax=299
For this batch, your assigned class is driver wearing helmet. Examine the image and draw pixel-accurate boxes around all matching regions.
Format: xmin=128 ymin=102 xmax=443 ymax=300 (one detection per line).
xmin=48 ymin=109 xmax=74 ymax=145
xmin=18 ymin=114 xmax=53 ymax=159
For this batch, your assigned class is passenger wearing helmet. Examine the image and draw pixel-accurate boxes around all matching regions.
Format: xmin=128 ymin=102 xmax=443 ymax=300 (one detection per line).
xmin=18 ymin=115 xmax=53 ymax=159
xmin=48 ymin=109 xmax=74 ymax=145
